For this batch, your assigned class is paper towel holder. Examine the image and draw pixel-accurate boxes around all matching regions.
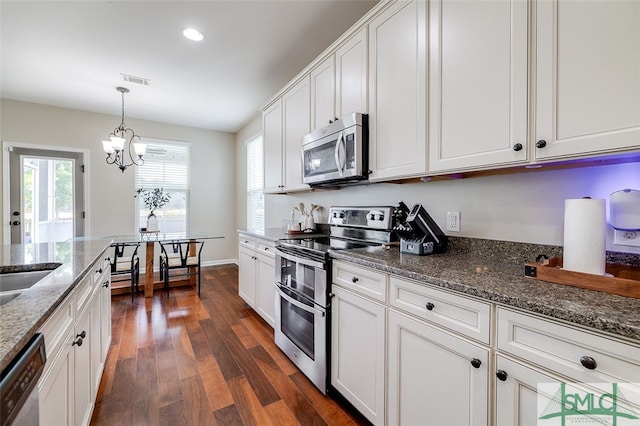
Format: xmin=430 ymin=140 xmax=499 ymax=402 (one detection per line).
xmin=609 ymin=189 xmax=640 ymax=231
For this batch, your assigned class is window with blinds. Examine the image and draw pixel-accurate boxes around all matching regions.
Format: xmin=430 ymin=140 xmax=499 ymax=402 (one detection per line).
xmin=135 ymin=139 xmax=190 ymax=234
xmin=246 ymin=135 xmax=264 ymax=231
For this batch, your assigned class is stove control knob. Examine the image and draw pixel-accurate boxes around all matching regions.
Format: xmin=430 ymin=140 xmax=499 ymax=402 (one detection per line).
xmin=368 ymin=213 xmax=375 ymax=220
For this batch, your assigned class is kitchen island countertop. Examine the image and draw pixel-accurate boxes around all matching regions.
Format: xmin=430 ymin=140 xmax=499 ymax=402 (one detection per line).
xmin=330 ymin=245 xmax=640 ymax=342
xmin=0 ymin=239 xmax=112 ymax=372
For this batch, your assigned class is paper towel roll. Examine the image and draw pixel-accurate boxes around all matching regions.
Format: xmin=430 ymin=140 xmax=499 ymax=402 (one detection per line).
xmin=563 ymin=198 xmax=606 ymax=275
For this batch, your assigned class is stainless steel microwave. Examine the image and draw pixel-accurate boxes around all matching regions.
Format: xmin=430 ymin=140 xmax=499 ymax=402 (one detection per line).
xmin=301 ymin=113 xmax=368 ymax=186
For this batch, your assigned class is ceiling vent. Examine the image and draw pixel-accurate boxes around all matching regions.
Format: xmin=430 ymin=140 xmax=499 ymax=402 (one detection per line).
xmin=120 ymin=74 xmax=150 ymax=86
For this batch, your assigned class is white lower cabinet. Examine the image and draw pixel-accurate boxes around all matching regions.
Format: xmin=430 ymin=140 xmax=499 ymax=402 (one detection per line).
xmin=331 ymin=285 xmax=386 ymax=425
xmin=494 ymin=355 xmax=560 ymax=425
xmin=38 ymin=252 xmax=111 ymax=426
xmin=387 ymin=310 xmax=489 ymax=426
xmin=237 ymin=233 xmax=276 ymax=327
xmin=255 ymin=250 xmax=276 ymax=327
xmin=99 ymin=264 xmax=112 ymax=366
xmin=74 ymin=302 xmax=93 ymax=426
xmin=238 ymin=244 xmax=257 ymax=307
xmin=331 ymin=260 xmax=640 ymax=425
xmin=39 ymin=322 xmax=75 ymax=426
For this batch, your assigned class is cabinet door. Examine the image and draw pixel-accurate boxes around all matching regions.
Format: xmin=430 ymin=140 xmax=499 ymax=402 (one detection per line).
xmin=336 ymin=26 xmax=368 ymax=118
xmin=388 ymin=310 xmax=489 ymax=426
xmin=263 ymin=100 xmax=284 ymax=193
xmin=74 ymin=305 xmax=93 ymax=426
xmin=495 ymin=356 xmax=560 ymax=426
xmin=100 ymin=273 xmax=111 ymax=363
xmin=255 ymin=252 xmax=276 ymax=327
xmin=90 ymin=290 xmax=103 ymax=399
xmin=368 ymin=0 xmax=427 ymax=181
xmin=331 ymin=286 xmax=386 ymax=425
xmin=535 ymin=0 xmax=640 ymax=160
xmin=311 ymin=56 xmax=335 ymax=131
xmin=238 ymin=246 xmax=256 ymax=307
xmin=428 ymin=0 xmax=528 ymax=173
xmin=282 ymin=76 xmax=311 ymax=191
xmin=39 ymin=330 xmax=74 ymax=426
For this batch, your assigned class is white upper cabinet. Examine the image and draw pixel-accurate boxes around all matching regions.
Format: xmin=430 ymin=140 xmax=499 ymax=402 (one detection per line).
xmin=311 ymin=27 xmax=368 ymax=131
xmin=335 ymin=27 xmax=368 ymax=119
xmin=534 ymin=0 xmax=640 ymax=160
xmin=263 ymin=77 xmax=311 ymax=193
xmin=310 ymin=56 xmax=335 ymax=131
xmin=368 ymin=0 xmax=428 ymax=182
xmin=428 ymin=0 xmax=529 ymax=173
xmin=263 ymin=100 xmax=284 ymax=193
xmin=282 ymin=76 xmax=311 ymax=192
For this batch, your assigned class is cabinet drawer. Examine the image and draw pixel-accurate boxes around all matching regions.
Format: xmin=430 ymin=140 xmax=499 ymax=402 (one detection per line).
xmin=389 ymin=276 xmax=491 ymax=344
xmin=92 ymin=256 xmax=110 ymax=285
xmin=75 ymin=273 xmax=93 ymax=314
xmin=497 ymin=307 xmax=640 ymax=384
xmin=38 ymin=294 xmax=74 ymax=359
xmin=256 ymin=240 xmax=276 ymax=258
xmin=332 ymin=261 xmax=387 ymax=303
xmin=239 ymin=234 xmax=257 ymax=250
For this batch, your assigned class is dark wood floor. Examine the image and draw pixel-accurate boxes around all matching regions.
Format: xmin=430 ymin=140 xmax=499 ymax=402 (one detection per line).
xmin=91 ymin=265 xmax=367 ymax=426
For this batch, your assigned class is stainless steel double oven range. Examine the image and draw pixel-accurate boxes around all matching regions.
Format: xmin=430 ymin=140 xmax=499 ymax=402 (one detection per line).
xmin=274 ymin=206 xmax=397 ymax=394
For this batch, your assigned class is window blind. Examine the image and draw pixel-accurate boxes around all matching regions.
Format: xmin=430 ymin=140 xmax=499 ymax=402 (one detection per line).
xmin=246 ymin=136 xmax=264 ymax=231
xmin=135 ymin=139 xmax=190 ymax=234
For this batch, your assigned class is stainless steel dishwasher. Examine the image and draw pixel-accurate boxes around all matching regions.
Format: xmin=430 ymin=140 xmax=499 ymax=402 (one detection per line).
xmin=0 ymin=333 xmax=46 ymax=426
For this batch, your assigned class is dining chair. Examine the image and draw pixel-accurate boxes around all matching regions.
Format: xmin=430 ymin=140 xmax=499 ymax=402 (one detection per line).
xmin=109 ymin=242 xmax=140 ymax=302
xmin=158 ymin=240 xmax=205 ymax=296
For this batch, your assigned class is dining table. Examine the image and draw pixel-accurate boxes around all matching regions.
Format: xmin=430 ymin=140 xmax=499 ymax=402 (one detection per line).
xmin=108 ymin=232 xmax=225 ymax=297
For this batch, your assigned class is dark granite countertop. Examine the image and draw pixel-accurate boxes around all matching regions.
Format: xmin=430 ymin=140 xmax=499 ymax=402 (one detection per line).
xmin=330 ymin=241 xmax=640 ymax=343
xmin=0 ymin=239 xmax=112 ymax=372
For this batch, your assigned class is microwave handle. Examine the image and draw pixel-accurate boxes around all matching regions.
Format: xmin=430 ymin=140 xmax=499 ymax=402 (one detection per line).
xmin=334 ymin=132 xmax=345 ymax=176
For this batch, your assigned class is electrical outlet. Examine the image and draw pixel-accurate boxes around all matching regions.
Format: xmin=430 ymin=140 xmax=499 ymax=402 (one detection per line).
xmin=446 ymin=211 xmax=460 ymax=232
xmin=613 ymin=230 xmax=640 ymax=247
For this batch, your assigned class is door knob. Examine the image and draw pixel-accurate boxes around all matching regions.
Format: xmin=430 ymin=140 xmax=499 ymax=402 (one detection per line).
xmin=512 ymin=143 xmax=523 ymax=151
xmin=496 ymin=370 xmax=508 ymax=381
xmin=536 ymin=140 xmax=547 ymax=148
xmin=11 ymin=221 xmax=20 ymax=226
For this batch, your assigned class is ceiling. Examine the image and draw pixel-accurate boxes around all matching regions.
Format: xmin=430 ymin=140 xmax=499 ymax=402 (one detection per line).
xmin=0 ymin=0 xmax=378 ymax=133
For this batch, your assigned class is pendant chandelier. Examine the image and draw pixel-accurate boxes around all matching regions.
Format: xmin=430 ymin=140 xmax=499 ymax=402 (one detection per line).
xmin=102 ymin=87 xmax=146 ymax=172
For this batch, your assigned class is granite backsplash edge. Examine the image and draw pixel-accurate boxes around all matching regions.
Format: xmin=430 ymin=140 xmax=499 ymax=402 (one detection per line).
xmin=446 ymin=236 xmax=639 ymax=267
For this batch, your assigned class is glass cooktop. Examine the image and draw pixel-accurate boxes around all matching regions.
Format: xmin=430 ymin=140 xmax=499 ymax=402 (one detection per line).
xmin=277 ymin=236 xmax=377 ymax=255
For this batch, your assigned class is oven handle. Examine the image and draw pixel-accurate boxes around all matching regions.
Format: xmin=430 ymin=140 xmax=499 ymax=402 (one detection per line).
xmin=274 ymin=282 xmax=326 ymax=317
xmin=275 ymin=247 xmax=325 ymax=269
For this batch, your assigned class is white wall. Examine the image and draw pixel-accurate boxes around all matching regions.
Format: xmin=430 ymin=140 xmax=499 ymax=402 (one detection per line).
xmin=1 ymin=99 xmax=238 ymax=264
xmin=262 ymin=162 xmax=640 ymax=254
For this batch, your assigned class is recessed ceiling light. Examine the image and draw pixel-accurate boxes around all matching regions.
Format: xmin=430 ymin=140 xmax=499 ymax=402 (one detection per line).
xmin=183 ymin=28 xmax=204 ymax=42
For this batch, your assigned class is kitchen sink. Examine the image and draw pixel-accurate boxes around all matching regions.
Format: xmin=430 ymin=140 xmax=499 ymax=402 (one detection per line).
xmin=0 ymin=270 xmax=55 ymax=305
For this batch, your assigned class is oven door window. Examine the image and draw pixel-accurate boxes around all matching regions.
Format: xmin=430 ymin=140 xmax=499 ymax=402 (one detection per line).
xmin=279 ymin=257 xmax=317 ymax=302
xmin=279 ymin=287 xmax=315 ymax=360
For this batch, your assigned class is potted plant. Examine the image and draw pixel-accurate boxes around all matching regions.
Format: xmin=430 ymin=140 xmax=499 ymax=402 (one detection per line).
xmin=135 ymin=187 xmax=171 ymax=231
